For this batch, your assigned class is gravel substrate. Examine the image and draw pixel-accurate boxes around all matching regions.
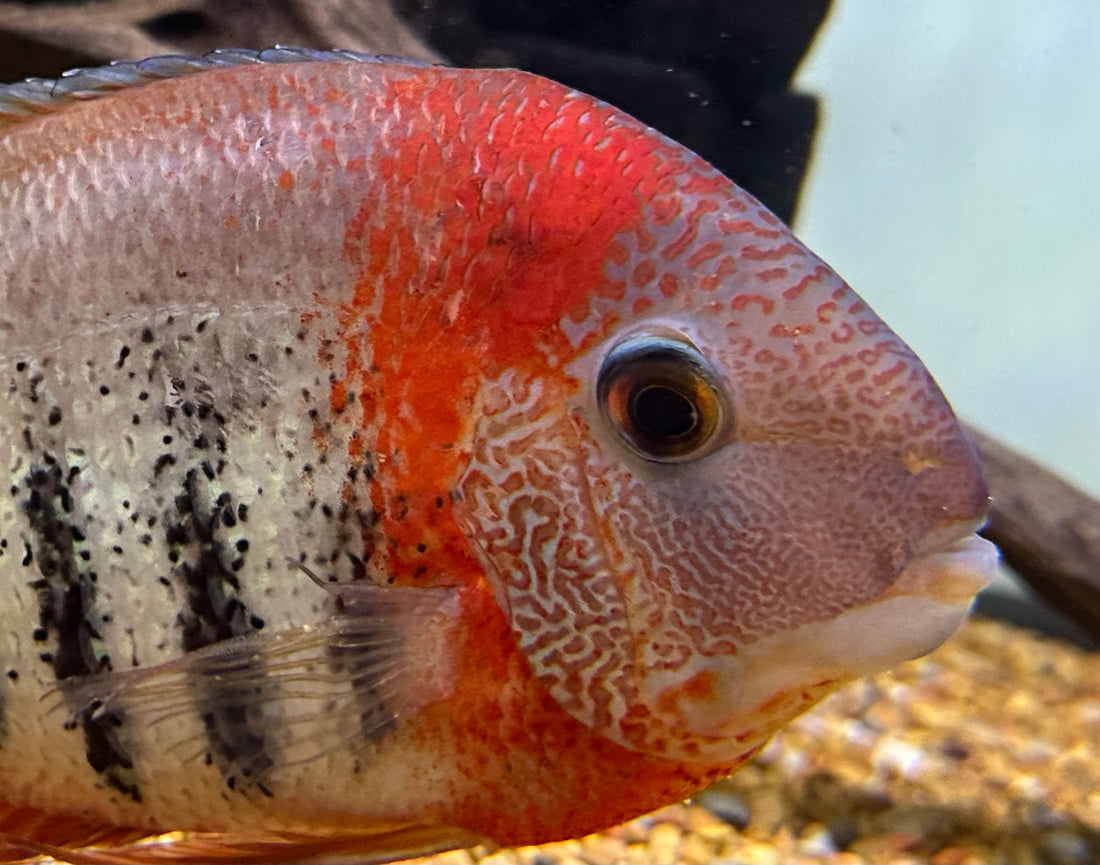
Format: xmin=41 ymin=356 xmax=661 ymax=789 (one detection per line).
xmin=409 ymin=617 xmax=1100 ymax=864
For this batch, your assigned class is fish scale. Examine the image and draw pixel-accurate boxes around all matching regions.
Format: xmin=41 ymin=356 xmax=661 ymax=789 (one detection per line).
xmin=0 ymin=48 xmax=996 ymax=862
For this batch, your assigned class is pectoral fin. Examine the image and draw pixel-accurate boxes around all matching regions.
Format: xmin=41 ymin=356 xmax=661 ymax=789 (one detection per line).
xmin=50 ymin=578 xmax=461 ymax=791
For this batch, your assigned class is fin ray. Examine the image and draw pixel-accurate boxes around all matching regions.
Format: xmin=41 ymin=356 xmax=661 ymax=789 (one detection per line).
xmin=50 ymin=583 xmax=459 ymax=781
xmin=0 ymin=46 xmax=434 ymax=129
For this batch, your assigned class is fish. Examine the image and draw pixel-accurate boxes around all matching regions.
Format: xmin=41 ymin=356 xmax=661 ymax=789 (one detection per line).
xmin=0 ymin=47 xmax=997 ymax=863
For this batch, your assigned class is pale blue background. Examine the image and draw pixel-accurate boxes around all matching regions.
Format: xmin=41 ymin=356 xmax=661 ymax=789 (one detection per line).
xmin=793 ymin=0 xmax=1099 ymax=498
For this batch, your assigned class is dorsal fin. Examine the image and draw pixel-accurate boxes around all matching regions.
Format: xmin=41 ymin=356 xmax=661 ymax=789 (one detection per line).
xmin=0 ymin=46 xmax=433 ymax=129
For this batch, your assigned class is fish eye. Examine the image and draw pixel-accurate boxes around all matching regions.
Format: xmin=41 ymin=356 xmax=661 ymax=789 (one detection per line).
xmin=597 ymin=331 xmax=727 ymax=463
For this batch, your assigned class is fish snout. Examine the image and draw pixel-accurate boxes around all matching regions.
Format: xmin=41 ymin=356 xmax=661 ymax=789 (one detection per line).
xmin=906 ymin=420 xmax=991 ymax=526
xmin=892 ymin=424 xmax=999 ymax=605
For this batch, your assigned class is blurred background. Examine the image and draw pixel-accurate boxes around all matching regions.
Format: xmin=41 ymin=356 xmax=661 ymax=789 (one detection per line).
xmin=794 ymin=0 xmax=1100 ymax=501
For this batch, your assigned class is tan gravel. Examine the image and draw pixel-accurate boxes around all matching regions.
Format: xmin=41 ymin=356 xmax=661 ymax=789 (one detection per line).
xmin=408 ymin=617 xmax=1100 ymax=865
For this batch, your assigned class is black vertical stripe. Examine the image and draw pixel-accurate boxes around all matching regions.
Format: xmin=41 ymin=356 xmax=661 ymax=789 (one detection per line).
xmin=21 ymin=458 xmax=141 ymax=801
xmin=166 ymin=464 xmax=272 ymax=794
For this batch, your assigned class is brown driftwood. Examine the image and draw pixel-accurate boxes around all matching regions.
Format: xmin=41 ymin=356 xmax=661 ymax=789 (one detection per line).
xmin=972 ymin=428 xmax=1100 ymax=642
xmin=0 ymin=0 xmax=439 ymax=84
xmin=1 ymin=0 xmax=1098 ymax=644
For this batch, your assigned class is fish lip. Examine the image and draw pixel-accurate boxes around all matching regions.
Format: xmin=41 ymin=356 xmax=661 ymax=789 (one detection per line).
xmin=890 ymin=517 xmax=999 ymax=602
xmin=911 ymin=515 xmax=989 ymax=558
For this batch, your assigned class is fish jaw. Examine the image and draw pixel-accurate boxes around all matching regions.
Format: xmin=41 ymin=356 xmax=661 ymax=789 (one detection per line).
xmin=557 ymin=420 xmax=995 ymax=762
xmin=638 ymin=522 xmax=998 ymax=754
xmin=886 ymin=520 xmax=998 ymax=606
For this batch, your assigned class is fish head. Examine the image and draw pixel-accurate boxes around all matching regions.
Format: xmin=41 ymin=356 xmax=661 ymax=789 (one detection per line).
xmin=447 ymin=71 xmax=996 ymax=764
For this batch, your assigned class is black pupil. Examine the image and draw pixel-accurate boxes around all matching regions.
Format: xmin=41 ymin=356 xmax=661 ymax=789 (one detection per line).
xmin=630 ymin=384 xmax=698 ymax=440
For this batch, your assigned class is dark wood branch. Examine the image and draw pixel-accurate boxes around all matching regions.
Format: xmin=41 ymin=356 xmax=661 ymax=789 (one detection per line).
xmin=972 ymin=426 xmax=1100 ymax=642
xmin=0 ymin=0 xmax=440 ymax=84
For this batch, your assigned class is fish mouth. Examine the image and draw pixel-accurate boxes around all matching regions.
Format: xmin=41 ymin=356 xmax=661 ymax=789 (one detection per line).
xmin=629 ymin=519 xmax=999 ymax=762
xmin=888 ymin=518 xmax=999 ymax=605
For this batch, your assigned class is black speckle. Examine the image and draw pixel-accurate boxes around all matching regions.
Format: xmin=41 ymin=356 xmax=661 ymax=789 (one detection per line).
xmin=32 ymin=627 xmax=48 ymax=641
xmin=99 ymin=385 xmax=110 ymax=396
xmin=235 ymin=539 xmax=249 ymax=553
xmin=236 ymin=504 xmax=249 ymax=522
xmin=416 ymin=543 xmax=427 ymax=554
xmin=16 ymin=361 xmax=27 ymax=372
xmin=138 ymin=391 xmax=149 ymax=401
xmin=115 ymin=346 xmax=131 ymax=369
xmin=166 ymin=523 xmax=189 ymax=546
xmin=154 ymin=454 xmax=177 ymax=477
xmin=141 ymin=327 xmax=154 ymax=344
xmin=47 ymin=406 xmax=62 ymax=426
xmin=131 ymin=415 xmax=141 ymax=425
xmin=6 ymin=669 xmax=17 ymax=680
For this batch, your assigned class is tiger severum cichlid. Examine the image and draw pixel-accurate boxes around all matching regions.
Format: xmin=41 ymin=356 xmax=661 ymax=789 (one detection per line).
xmin=0 ymin=48 xmax=997 ymax=863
